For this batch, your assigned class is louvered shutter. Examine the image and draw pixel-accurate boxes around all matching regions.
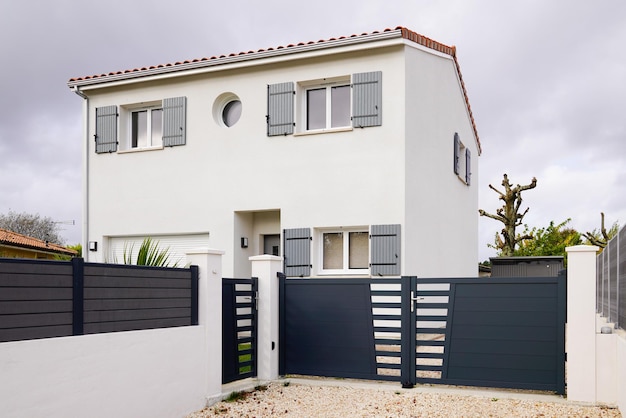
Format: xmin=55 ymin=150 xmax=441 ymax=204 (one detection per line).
xmin=370 ymin=224 xmax=401 ymax=276
xmin=465 ymin=148 xmax=471 ymax=185
xmin=163 ymin=96 xmax=186 ymax=146
xmin=283 ymin=228 xmax=311 ymax=277
xmin=453 ymin=133 xmax=460 ymax=175
xmin=267 ymin=82 xmax=294 ymax=136
xmin=95 ymin=105 xmax=118 ymax=153
xmin=352 ymin=71 xmax=382 ymax=128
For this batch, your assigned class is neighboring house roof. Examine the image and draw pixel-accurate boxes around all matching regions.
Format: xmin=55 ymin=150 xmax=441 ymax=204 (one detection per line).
xmin=67 ymin=26 xmax=481 ymax=154
xmin=0 ymin=228 xmax=77 ymax=257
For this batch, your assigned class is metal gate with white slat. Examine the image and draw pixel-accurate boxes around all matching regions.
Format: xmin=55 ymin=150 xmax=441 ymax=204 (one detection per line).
xmin=279 ymin=274 xmax=566 ymax=394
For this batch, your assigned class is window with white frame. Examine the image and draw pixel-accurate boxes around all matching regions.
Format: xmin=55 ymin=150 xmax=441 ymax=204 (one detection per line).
xmin=266 ymin=71 xmax=381 ymax=136
xmin=283 ymin=224 xmax=400 ymax=277
xmin=306 ymin=83 xmax=351 ymax=130
xmin=94 ymin=96 xmax=186 ymax=154
xmin=320 ymin=229 xmax=369 ymax=274
xmin=130 ymin=107 xmax=163 ymax=149
xmin=453 ymin=132 xmax=471 ymax=186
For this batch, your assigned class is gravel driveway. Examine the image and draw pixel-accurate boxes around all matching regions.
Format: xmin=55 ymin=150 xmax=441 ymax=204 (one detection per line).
xmin=186 ymin=378 xmax=621 ymax=418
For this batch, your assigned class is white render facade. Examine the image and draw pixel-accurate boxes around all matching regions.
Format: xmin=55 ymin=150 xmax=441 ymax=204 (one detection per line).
xmin=68 ymin=27 xmax=481 ymax=278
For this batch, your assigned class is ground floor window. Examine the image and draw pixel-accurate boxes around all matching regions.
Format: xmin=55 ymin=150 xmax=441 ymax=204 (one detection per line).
xmin=321 ymin=229 xmax=369 ymax=274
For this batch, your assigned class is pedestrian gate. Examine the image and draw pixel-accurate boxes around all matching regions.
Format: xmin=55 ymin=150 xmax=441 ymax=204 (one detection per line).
xmin=222 ymin=277 xmax=258 ymax=384
xmin=279 ymin=274 xmax=566 ymax=393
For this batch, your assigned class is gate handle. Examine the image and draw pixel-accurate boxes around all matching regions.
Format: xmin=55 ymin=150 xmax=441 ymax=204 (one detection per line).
xmin=410 ymin=291 xmax=424 ymax=313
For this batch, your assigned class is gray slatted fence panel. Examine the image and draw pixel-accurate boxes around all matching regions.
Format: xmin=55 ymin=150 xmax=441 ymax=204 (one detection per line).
xmin=609 ymin=238 xmax=618 ymax=324
xmin=603 ymin=249 xmax=610 ymax=316
xmin=597 ymin=250 xmax=603 ymax=314
xmin=83 ymin=263 xmax=192 ymax=334
xmin=0 ymin=260 xmax=73 ymax=342
xmin=617 ymin=228 xmax=626 ymax=329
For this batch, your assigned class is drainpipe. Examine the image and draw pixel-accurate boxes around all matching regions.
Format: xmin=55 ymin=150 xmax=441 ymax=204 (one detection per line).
xmin=73 ymin=86 xmax=89 ymax=261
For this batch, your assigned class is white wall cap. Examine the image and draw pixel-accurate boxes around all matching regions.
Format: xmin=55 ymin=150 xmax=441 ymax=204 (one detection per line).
xmin=249 ymin=255 xmax=283 ymax=262
xmin=566 ymin=245 xmax=599 ymax=253
xmin=186 ymin=248 xmax=225 ymax=256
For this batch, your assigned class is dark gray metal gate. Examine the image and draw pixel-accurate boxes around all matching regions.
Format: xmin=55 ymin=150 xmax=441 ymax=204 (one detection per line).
xmin=279 ymin=276 xmax=404 ymax=381
xmin=279 ymin=274 xmax=566 ymax=394
xmin=222 ymin=277 xmax=258 ymax=384
xmin=407 ymin=274 xmax=566 ymax=393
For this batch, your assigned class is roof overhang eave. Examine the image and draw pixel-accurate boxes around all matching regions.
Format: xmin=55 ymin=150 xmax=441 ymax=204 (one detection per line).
xmin=67 ymin=29 xmax=406 ymax=90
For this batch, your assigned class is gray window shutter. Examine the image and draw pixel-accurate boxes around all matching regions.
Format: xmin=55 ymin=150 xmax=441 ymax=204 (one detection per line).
xmin=453 ymin=133 xmax=460 ymax=175
xmin=370 ymin=224 xmax=401 ymax=276
xmin=352 ymin=71 xmax=382 ymax=128
xmin=95 ymin=105 xmax=118 ymax=153
xmin=163 ymin=96 xmax=186 ymax=146
xmin=465 ymin=148 xmax=471 ymax=185
xmin=283 ymin=228 xmax=311 ymax=277
xmin=267 ymin=82 xmax=294 ymax=136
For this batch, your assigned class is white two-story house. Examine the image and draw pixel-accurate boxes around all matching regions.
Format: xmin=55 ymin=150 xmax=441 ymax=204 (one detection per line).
xmin=67 ymin=26 xmax=481 ymax=278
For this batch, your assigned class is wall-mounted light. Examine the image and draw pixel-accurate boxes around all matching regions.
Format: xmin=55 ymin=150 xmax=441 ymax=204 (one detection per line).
xmin=241 ymin=237 xmax=248 ymax=248
xmin=88 ymin=241 xmax=98 ymax=252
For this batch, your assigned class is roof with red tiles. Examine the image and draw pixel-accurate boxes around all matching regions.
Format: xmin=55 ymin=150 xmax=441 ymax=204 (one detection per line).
xmin=68 ymin=26 xmax=480 ymax=153
xmin=0 ymin=228 xmax=77 ymax=256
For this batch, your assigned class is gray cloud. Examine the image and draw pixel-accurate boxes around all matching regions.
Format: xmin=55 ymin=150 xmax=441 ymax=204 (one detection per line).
xmin=1 ymin=0 xmax=624 ymax=260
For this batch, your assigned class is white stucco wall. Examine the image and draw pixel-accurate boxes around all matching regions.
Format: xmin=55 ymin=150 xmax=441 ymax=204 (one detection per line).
xmin=0 ymin=327 xmax=207 ymax=418
xmin=403 ymin=44 xmax=479 ymax=277
xmin=79 ymin=38 xmax=478 ymax=277
xmin=617 ymin=334 xmax=626 ymax=412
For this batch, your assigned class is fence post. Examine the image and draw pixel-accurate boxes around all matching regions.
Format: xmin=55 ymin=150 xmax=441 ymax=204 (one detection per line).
xmin=250 ymin=255 xmax=282 ymax=381
xmin=186 ymin=249 xmax=224 ymax=404
xmin=190 ymin=265 xmax=199 ymax=326
xmin=566 ymin=244 xmax=599 ymax=403
xmin=401 ymin=276 xmax=416 ymax=388
xmin=71 ymin=257 xmax=84 ymax=336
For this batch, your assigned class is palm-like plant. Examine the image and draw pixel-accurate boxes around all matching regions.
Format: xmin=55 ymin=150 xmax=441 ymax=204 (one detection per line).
xmin=123 ymin=237 xmax=179 ymax=267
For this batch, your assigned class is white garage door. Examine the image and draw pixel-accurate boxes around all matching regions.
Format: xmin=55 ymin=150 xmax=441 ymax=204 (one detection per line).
xmin=107 ymin=233 xmax=210 ymax=267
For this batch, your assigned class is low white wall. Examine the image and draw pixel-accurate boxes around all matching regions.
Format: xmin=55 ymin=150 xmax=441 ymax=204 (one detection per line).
xmin=0 ymin=249 xmax=224 ymax=418
xmin=0 ymin=326 xmax=208 ymax=418
xmin=617 ymin=335 xmax=626 ymax=413
xmin=596 ymin=321 xmax=626 ymax=411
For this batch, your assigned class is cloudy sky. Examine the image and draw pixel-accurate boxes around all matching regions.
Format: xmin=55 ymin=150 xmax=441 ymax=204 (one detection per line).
xmin=1 ymin=0 xmax=624 ymax=262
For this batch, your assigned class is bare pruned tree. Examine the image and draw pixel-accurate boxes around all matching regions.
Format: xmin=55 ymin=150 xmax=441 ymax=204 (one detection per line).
xmin=582 ymin=212 xmax=619 ymax=249
xmin=479 ymin=174 xmax=537 ymax=256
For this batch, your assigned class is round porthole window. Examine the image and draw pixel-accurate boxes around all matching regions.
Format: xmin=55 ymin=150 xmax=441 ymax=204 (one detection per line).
xmin=213 ymin=93 xmax=242 ymax=128
xmin=222 ymin=100 xmax=242 ymax=127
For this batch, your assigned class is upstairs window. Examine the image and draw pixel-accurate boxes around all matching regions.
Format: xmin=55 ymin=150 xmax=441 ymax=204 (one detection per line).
xmin=266 ymin=71 xmax=381 ymax=136
xmin=454 ymin=132 xmax=471 ymax=186
xmin=306 ymin=84 xmax=351 ymax=130
xmin=94 ymin=96 xmax=186 ymax=154
xmin=131 ymin=107 xmax=163 ymax=149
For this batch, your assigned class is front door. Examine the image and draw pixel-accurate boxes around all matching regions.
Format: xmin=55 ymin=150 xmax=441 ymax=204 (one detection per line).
xmin=263 ymin=234 xmax=280 ymax=256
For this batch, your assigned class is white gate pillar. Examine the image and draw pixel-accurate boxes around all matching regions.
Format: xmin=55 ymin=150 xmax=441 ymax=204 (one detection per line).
xmin=566 ymin=244 xmax=599 ymax=403
xmin=186 ymin=248 xmax=225 ymax=404
xmin=250 ymin=255 xmax=282 ymax=381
